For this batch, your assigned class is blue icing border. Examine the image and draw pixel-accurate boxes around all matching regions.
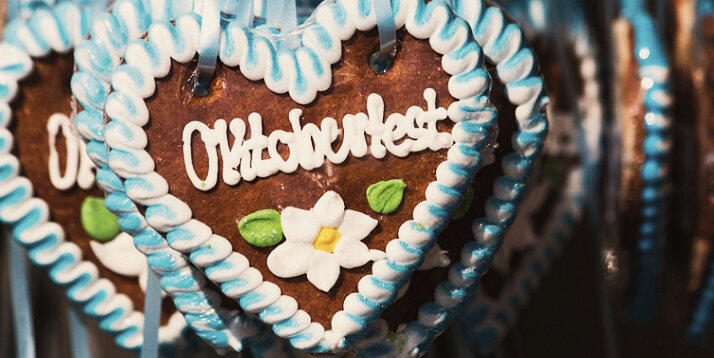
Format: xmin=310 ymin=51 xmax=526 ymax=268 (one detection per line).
xmin=699 ymin=0 xmax=714 ymax=17
xmin=0 ymin=0 xmax=186 ymax=352
xmin=354 ymin=0 xmax=552 ymax=355
xmin=0 ymin=0 xmax=284 ymax=354
xmin=70 ymin=0 xmax=293 ymax=355
xmin=442 ymin=0 xmax=603 ymax=353
xmin=75 ymin=0 xmax=502 ymax=353
xmin=620 ymin=0 xmax=673 ymax=321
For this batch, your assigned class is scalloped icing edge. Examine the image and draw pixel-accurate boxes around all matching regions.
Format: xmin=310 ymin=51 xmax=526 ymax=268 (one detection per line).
xmin=68 ymin=0 xmax=295 ymax=355
xmin=350 ymin=1 xmax=552 ymax=355
xmin=620 ymin=1 xmax=673 ymax=313
xmin=72 ymin=0 xmax=508 ymax=352
xmin=449 ymin=21 xmax=603 ymax=355
xmin=0 ymin=0 xmax=263 ymax=352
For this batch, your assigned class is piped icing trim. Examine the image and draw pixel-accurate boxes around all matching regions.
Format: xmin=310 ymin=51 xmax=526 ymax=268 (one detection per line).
xmin=356 ymin=0 xmax=551 ymax=355
xmin=465 ymin=22 xmax=602 ymax=353
xmin=0 ymin=1 xmax=193 ymax=351
xmin=458 ymin=169 xmax=584 ymax=354
xmin=444 ymin=10 xmax=604 ymax=352
xmin=621 ymin=1 xmax=672 ymax=316
xmin=68 ymin=0 xmax=292 ymax=354
xmin=79 ymin=0 xmax=497 ymax=352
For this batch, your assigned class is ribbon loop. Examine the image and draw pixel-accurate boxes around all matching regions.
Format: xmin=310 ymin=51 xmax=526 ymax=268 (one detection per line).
xmin=8 ymin=232 xmax=36 ymax=358
xmin=192 ymin=0 xmax=254 ymax=96
xmin=140 ymin=267 xmax=162 ymax=358
xmin=370 ymin=0 xmax=397 ymax=74
xmin=191 ymin=0 xmax=221 ymax=96
xmin=68 ymin=304 xmax=90 ymax=358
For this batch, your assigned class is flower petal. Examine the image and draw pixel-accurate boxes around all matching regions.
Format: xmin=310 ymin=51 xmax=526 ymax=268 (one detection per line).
xmin=281 ymin=207 xmax=320 ymax=243
xmin=307 ymin=251 xmax=340 ymax=292
xmin=311 ymin=191 xmax=345 ymax=228
xmin=89 ymin=232 xmax=146 ymax=276
xmin=337 ymin=210 xmax=378 ymax=241
xmin=267 ymin=242 xmax=314 ymax=277
xmin=334 ymin=240 xmax=371 ymax=269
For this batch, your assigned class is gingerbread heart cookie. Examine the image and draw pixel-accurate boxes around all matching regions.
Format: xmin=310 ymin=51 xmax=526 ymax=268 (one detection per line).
xmin=0 ymin=0 xmax=265 ymax=352
xmin=75 ymin=0 xmax=533 ymax=352
xmin=350 ymin=1 xmax=554 ymax=355
xmin=449 ymin=0 xmax=603 ymax=353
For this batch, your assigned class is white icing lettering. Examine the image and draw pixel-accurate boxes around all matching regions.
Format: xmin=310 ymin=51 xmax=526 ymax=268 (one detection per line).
xmin=182 ymin=88 xmax=453 ymax=191
xmin=47 ymin=113 xmax=95 ymax=190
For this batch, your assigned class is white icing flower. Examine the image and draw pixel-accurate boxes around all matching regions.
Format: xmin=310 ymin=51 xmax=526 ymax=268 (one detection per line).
xmin=267 ymin=191 xmax=384 ymax=292
xmin=90 ymin=232 xmax=166 ymax=297
xmin=493 ymin=183 xmax=550 ymax=274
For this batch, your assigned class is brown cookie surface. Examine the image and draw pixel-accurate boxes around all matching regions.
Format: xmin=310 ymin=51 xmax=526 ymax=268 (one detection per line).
xmin=612 ymin=18 xmax=646 ymax=248
xmin=144 ymin=29 xmax=500 ymax=328
xmin=11 ymin=53 xmax=176 ymax=323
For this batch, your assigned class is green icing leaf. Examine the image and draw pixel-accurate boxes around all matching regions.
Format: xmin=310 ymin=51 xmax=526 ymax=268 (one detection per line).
xmin=81 ymin=196 xmax=120 ymax=242
xmin=366 ymin=179 xmax=406 ymax=214
xmin=238 ymin=209 xmax=283 ymax=247
xmin=450 ymin=185 xmax=474 ymax=220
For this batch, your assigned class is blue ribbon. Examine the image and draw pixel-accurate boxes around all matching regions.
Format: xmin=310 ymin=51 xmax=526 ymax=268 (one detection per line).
xmin=140 ymin=267 xmax=162 ymax=358
xmin=68 ymin=304 xmax=90 ymax=358
xmin=192 ymin=0 xmax=221 ymax=96
xmin=699 ymin=0 xmax=714 ymax=17
xmin=265 ymin=0 xmax=283 ymax=26
xmin=236 ymin=0 xmax=254 ymax=27
xmin=281 ymin=0 xmax=297 ymax=33
xmin=8 ymin=233 xmax=36 ymax=358
xmin=265 ymin=0 xmax=298 ymax=48
xmin=371 ymin=0 xmax=397 ymax=73
xmin=193 ymin=0 xmax=254 ymax=95
xmin=7 ymin=0 xmax=21 ymax=20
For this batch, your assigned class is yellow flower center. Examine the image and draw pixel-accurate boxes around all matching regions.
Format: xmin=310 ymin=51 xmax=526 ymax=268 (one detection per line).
xmin=313 ymin=227 xmax=341 ymax=253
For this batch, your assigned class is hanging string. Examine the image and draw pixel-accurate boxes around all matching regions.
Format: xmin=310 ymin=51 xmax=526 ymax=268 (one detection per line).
xmin=68 ymin=303 xmax=90 ymax=358
xmin=281 ymin=0 xmax=297 ymax=33
xmin=192 ymin=0 xmax=253 ymax=96
xmin=6 ymin=0 xmax=20 ymax=21
xmin=140 ymin=268 xmax=162 ymax=358
xmin=8 ymin=230 xmax=36 ymax=358
xmin=0 ymin=237 xmax=9 ymax=358
xmin=370 ymin=0 xmax=397 ymax=73
xmin=265 ymin=0 xmax=283 ymax=27
xmin=236 ymin=0 xmax=253 ymax=28
xmin=265 ymin=0 xmax=299 ymax=48
xmin=191 ymin=0 xmax=221 ymax=96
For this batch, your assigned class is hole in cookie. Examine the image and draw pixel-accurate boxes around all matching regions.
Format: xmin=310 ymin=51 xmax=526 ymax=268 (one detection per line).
xmin=369 ymin=41 xmax=400 ymax=74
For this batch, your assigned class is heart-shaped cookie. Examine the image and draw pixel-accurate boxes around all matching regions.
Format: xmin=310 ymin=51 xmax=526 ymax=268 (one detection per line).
xmin=0 ymin=1 xmax=267 ymax=353
xmin=452 ymin=3 xmax=603 ymax=352
xmin=77 ymin=0 xmax=517 ymax=352
xmin=346 ymin=1 xmax=553 ymax=354
xmin=609 ymin=2 xmax=672 ymax=320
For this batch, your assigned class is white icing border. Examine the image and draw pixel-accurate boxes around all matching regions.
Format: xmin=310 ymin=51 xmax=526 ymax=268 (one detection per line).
xmin=94 ymin=0 xmax=498 ymax=352
xmin=452 ymin=13 xmax=603 ymax=356
xmin=0 ymin=1 xmax=190 ymax=350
